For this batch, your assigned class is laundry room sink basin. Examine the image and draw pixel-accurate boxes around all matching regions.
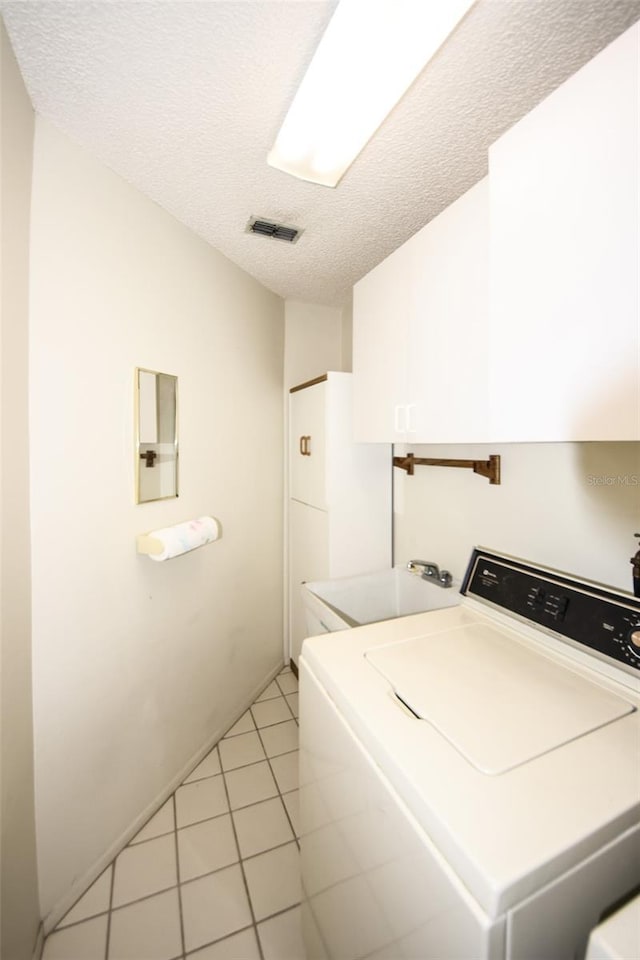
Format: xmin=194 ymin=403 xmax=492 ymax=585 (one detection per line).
xmin=302 ymin=566 xmax=461 ymax=636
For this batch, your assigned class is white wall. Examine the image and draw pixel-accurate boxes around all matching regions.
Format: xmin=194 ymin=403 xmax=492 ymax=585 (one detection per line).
xmin=0 ymin=20 xmax=40 ymax=960
xmin=394 ymin=441 xmax=640 ymax=591
xmin=29 ymin=118 xmax=285 ymax=924
xmin=284 ymin=299 xmax=347 ymax=389
xmin=0 ymin=19 xmax=41 ymax=960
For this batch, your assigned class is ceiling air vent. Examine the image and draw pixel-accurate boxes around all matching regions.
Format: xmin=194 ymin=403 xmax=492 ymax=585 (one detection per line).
xmin=246 ymin=216 xmax=303 ymax=244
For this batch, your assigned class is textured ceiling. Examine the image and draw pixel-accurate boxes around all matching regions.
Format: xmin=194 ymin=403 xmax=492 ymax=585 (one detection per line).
xmin=2 ymin=0 xmax=640 ymax=306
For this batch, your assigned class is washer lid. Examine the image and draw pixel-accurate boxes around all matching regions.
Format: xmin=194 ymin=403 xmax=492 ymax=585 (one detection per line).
xmin=365 ymin=622 xmax=635 ymax=774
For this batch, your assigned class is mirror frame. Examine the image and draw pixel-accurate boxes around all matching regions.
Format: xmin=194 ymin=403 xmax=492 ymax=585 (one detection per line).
xmin=134 ymin=367 xmax=179 ymax=504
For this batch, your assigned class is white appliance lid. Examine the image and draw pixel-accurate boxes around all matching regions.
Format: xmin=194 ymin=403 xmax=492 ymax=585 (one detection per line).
xmin=365 ymin=622 xmax=635 ymax=774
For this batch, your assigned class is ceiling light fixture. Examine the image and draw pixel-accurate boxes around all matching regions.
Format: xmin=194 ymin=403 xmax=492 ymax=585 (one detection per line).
xmin=267 ymin=0 xmax=477 ymax=188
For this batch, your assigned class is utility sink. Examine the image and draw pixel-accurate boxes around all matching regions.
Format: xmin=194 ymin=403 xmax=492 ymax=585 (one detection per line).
xmin=302 ymin=566 xmax=461 ymax=636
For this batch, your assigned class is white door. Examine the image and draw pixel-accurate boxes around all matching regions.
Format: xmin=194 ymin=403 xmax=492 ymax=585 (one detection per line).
xmin=290 ymin=381 xmax=327 ymax=510
xmin=289 ymin=499 xmax=329 ymax=665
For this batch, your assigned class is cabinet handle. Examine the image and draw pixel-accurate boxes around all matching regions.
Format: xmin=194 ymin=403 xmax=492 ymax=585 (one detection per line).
xmin=304 ymin=435 xmax=311 ymax=456
xmin=407 ymin=404 xmax=417 ymax=433
xmin=394 ymin=405 xmax=406 ymax=435
xmin=299 ymin=436 xmax=305 ymax=456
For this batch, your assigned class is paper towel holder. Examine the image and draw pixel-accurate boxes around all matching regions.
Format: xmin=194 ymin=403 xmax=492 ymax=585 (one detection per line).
xmin=137 ymin=516 xmax=221 ymax=560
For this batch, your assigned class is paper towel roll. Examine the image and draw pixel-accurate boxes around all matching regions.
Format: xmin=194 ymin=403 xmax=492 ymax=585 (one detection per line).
xmin=138 ymin=516 xmax=220 ymax=561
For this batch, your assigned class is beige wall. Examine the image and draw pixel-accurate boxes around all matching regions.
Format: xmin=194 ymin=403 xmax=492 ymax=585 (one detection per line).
xmin=340 ymin=298 xmax=353 ymax=373
xmin=394 ymin=441 xmax=640 ymax=591
xmin=0 ymin=19 xmax=41 ymax=960
xmin=284 ymin=299 xmax=348 ymax=389
xmin=29 ymin=118 xmax=285 ymax=925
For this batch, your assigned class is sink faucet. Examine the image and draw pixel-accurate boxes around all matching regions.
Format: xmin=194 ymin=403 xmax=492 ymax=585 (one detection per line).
xmin=407 ymin=559 xmax=453 ymax=588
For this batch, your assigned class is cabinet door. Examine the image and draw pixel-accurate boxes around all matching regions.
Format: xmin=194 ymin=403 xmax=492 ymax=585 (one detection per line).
xmin=290 ymin=381 xmax=327 ymax=509
xmin=354 ymin=181 xmax=490 ymax=445
xmin=489 ymin=23 xmax=639 ymax=441
xmin=353 ymin=241 xmax=410 ymax=443
xmin=289 ymin=499 xmax=329 ymax=665
xmin=408 ymin=178 xmax=490 ymax=442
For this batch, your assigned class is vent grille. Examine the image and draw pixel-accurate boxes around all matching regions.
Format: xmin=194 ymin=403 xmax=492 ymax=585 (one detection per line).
xmin=246 ymin=217 xmax=302 ymax=244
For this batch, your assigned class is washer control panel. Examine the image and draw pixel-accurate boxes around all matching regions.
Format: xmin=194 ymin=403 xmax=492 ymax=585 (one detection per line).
xmin=462 ymin=550 xmax=640 ymax=672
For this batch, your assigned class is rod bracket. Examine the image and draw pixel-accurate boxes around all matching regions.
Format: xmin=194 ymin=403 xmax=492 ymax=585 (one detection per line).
xmin=392 ymin=453 xmax=501 ymax=485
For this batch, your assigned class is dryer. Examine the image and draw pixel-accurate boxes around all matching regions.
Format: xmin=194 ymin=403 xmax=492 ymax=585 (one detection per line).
xmin=299 ymin=548 xmax=640 ymax=960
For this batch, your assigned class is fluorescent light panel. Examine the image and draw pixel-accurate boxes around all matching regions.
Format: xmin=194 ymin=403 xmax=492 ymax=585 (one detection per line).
xmin=268 ymin=0 xmax=476 ymax=188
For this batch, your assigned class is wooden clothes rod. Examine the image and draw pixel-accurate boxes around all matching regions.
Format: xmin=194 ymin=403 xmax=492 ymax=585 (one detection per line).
xmin=392 ymin=453 xmax=501 ymax=485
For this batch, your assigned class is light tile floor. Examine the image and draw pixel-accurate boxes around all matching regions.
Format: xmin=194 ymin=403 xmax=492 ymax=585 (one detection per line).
xmin=43 ymin=666 xmax=302 ymax=960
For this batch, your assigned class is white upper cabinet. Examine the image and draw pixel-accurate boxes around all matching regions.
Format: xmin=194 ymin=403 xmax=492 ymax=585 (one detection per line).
xmin=408 ymin=179 xmax=490 ymax=442
xmin=353 ymin=178 xmax=489 ymax=443
xmin=353 ymin=239 xmax=411 ymax=443
xmin=353 ymin=23 xmax=639 ymax=444
xmin=489 ymin=23 xmax=639 ymax=441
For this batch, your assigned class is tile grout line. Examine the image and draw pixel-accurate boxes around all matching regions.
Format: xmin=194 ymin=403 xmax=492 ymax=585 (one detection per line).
xmin=179 ymin=902 xmax=301 ymax=959
xmin=235 ymin=835 xmax=298 ymax=870
xmin=275 ymin=681 xmax=299 ymax=725
xmin=45 ymin=843 xmax=303 ymax=947
xmin=177 ymin=835 xmax=297 ymax=892
xmin=172 ymin=792 xmax=187 ymax=959
xmin=128 ymin=826 xmax=176 ymax=848
xmin=249 ymin=900 xmax=301 ymax=929
xmin=254 ymin=690 xmax=284 ymax=704
xmin=252 ymin=715 xmax=300 ymax=850
xmin=104 ymin=860 xmax=115 ymax=960
xmin=107 ymin=881 xmax=185 ymax=918
xmin=154 ymin=758 xmax=300 ymax=840
xmin=285 ymin=694 xmax=299 ymax=724
xmin=253 ymin=696 xmax=297 ymax=731
xmin=52 ymin=909 xmax=110 ymax=935
xmin=222 ymin=744 xmax=298 ymax=771
xmin=183 ymin=922 xmax=256 ymax=958
xmin=183 ymin=745 xmax=223 ymax=782
xmin=218 ymin=722 xmax=258 ymax=741
xmin=270 ymin=671 xmax=300 ymax=832
xmin=251 ymin=705 xmax=295 ymax=731
xmin=219 ymin=757 xmax=265 ymax=960
xmin=275 ymin=674 xmax=298 ymax=699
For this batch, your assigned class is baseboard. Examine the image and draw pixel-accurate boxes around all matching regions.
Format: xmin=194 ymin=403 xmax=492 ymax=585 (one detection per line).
xmin=42 ymin=659 xmax=285 ymax=935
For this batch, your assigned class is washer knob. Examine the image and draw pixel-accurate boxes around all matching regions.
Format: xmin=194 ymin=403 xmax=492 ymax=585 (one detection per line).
xmin=629 ymin=629 xmax=640 ymax=649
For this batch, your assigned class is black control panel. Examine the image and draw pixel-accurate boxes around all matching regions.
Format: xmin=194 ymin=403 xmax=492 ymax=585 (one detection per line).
xmin=461 ymin=550 xmax=640 ymax=672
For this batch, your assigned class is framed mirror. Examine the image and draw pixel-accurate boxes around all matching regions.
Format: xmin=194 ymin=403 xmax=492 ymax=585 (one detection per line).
xmin=135 ymin=368 xmax=178 ymax=504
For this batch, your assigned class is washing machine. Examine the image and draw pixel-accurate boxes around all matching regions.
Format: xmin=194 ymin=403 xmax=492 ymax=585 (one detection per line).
xmin=299 ymin=548 xmax=640 ymax=960
xmin=586 ymin=892 xmax=640 ymax=959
